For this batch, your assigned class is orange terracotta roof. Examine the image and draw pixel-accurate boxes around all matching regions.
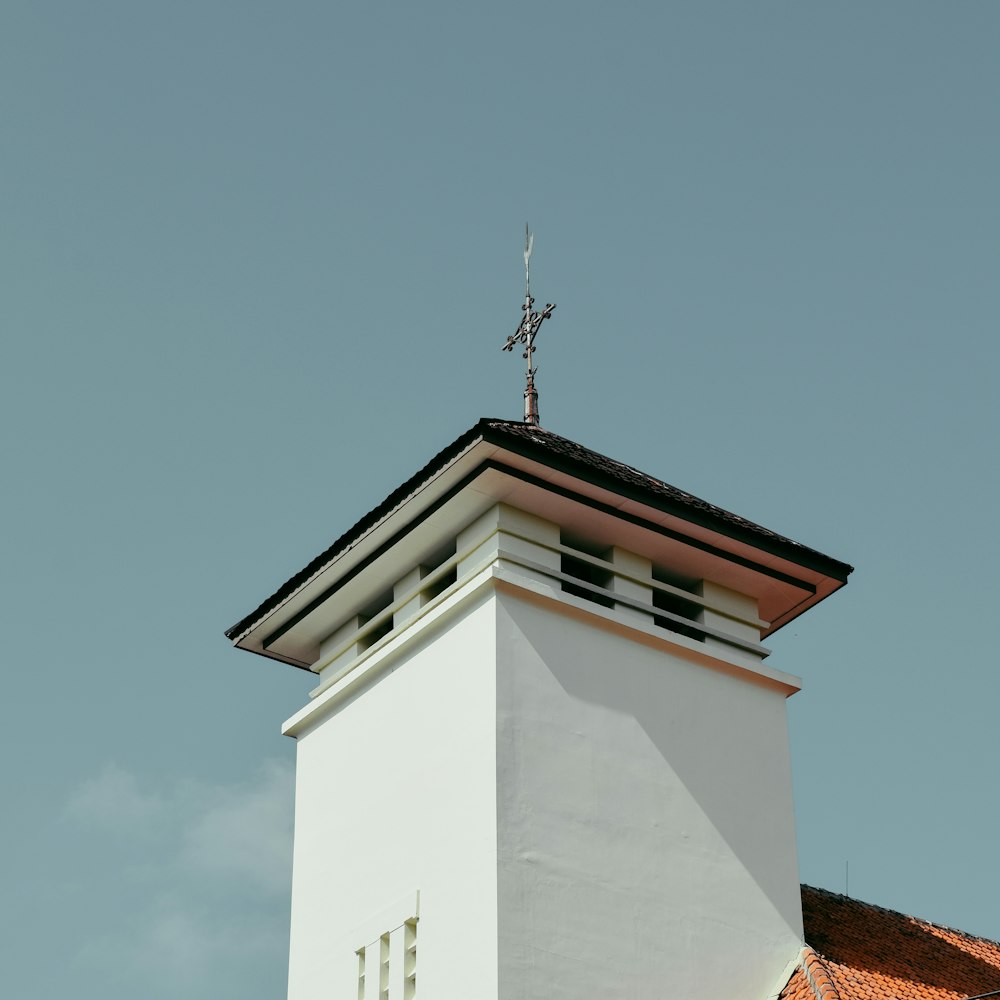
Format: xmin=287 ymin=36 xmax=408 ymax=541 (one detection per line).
xmin=780 ymin=885 xmax=1000 ymax=1000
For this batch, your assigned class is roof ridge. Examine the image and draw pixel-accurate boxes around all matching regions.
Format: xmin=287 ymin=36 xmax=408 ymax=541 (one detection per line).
xmin=800 ymin=946 xmax=843 ymax=1000
xmin=802 ymin=884 xmax=1000 ymax=948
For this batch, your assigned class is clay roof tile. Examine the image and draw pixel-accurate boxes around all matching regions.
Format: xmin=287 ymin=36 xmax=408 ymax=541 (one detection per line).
xmin=779 ymin=886 xmax=1000 ymax=1000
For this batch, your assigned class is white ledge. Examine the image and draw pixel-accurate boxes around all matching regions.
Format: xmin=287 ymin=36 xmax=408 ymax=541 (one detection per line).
xmin=282 ymin=560 xmax=801 ymax=739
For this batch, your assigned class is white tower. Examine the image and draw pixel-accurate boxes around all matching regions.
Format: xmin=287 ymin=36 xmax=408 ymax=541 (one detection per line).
xmin=226 ymin=419 xmax=851 ymax=1000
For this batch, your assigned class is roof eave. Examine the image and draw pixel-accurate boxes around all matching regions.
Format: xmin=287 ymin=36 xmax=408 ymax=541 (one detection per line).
xmin=225 ymin=418 xmax=852 ymax=660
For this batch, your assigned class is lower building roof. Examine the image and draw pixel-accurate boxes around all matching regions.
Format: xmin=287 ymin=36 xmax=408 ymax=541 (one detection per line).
xmin=780 ymin=885 xmax=1000 ymax=1000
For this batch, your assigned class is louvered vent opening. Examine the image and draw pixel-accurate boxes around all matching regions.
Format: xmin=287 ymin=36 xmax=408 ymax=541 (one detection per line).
xmin=424 ymin=565 xmax=457 ymax=602
xmin=651 ymin=566 xmax=703 ymax=642
xmin=378 ymin=934 xmax=390 ymax=1000
xmin=356 ymin=919 xmax=417 ymax=999
xmin=358 ymin=590 xmax=394 ymax=651
xmin=404 ymin=919 xmax=417 ymax=1000
xmin=560 ymin=532 xmax=614 ymax=608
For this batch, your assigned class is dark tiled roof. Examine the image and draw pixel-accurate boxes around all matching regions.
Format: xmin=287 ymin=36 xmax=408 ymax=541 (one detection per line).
xmin=780 ymin=885 xmax=1000 ymax=1000
xmin=485 ymin=421 xmax=850 ymax=571
xmin=225 ymin=419 xmax=852 ymax=643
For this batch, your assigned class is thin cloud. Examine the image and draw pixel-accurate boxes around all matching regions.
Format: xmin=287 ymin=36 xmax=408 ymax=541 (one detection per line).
xmin=181 ymin=758 xmax=294 ymax=893
xmin=64 ymin=758 xmax=294 ymax=997
xmin=75 ymin=895 xmax=288 ymax=999
xmin=63 ymin=762 xmax=164 ymax=832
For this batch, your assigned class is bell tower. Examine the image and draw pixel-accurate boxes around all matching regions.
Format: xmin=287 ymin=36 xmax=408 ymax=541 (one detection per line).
xmin=225 ymin=419 xmax=851 ymax=1000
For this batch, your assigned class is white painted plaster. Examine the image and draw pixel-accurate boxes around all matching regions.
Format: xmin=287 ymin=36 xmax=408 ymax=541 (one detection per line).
xmin=305 ymin=501 xmax=773 ymax=705
xmin=610 ymin=546 xmax=655 ymax=627
xmin=393 ymin=564 xmax=430 ymax=627
xmin=318 ymin=614 xmax=368 ymax=680
xmin=458 ymin=503 xmax=559 ymax=585
xmin=299 ymin=562 xmax=500 ymax=708
xmin=698 ymin=579 xmax=762 ymax=646
xmin=284 ymin=498 xmax=804 ymax=1000
xmin=351 ymin=890 xmax=419 ymax=953
xmin=495 ymin=586 xmax=802 ymax=1000
xmin=286 ymin=589 xmax=499 ymax=1000
xmin=490 ymin=561 xmax=791 ymax=688
xmin=362 ymin=938 xmax=385 ymax=1000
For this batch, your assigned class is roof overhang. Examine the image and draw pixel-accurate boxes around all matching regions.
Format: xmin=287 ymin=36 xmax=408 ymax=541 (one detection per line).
xmin=226 ymin=420 xmax=852 ymax=669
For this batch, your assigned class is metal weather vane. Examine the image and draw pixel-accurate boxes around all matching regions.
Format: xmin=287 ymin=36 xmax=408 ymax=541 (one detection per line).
xmin=502 ymin=225 xmax=556 ymax=426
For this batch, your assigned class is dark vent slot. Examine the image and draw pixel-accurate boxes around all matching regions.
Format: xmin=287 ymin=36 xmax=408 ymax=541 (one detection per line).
xmin=652 ymin=589 xmax=704 ymax=642
xmin=424 ymin=565 xmax=457 ymax=602
xmin=359 ymin=590 xmax=394 ymax=651
xmin=561 ymin=553 xmax=614 ymax=608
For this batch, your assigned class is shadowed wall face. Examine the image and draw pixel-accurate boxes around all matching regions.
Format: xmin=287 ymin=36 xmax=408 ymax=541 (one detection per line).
xmin=495 ymin=588 xmax=802 ymax=1000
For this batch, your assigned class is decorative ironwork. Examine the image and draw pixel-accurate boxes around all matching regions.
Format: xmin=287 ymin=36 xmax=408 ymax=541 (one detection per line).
xmin=502 ymin=225 xmax=555 ymax=426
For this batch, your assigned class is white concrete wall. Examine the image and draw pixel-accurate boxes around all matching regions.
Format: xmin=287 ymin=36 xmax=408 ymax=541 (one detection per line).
xmin=286 ymin=588 xmax=499 ymax=1000
xmin=495 ymin=587 xmax=802 ymax=1000
xmin=286 ymin=557 xmax=801 ymax=1000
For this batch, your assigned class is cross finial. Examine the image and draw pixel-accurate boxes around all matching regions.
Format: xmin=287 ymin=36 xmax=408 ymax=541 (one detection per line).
xmin=502 ymin=225 xmax=556 ymax=426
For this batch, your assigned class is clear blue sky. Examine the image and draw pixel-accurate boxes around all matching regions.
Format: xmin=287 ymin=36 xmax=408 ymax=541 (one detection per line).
xmin=2 ymin=3 xmax=998 ymax=997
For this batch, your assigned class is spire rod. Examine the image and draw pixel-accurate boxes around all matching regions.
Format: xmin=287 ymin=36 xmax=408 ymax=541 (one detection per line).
xmin=502 ymin=225 xmax=556 ymax=426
